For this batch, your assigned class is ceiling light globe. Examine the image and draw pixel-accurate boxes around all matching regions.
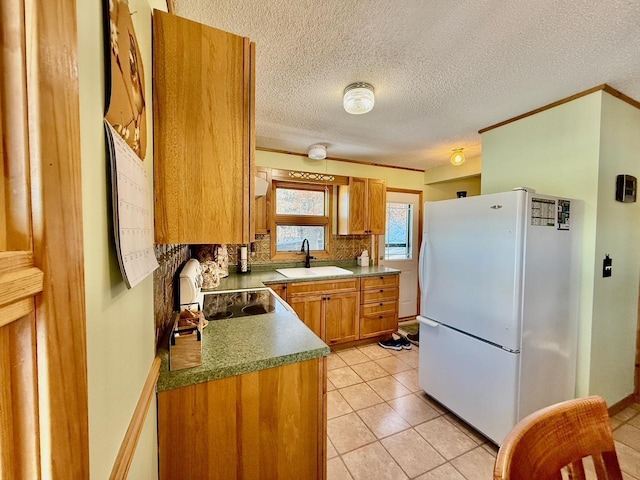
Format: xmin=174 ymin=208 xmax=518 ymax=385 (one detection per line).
xmin=450 ymin=148 xmax=465 ymax=166
xmin=308 ymin=144 xmax=327 ymax=160
xmin=343 ymin=83 xmax=375 ymax=115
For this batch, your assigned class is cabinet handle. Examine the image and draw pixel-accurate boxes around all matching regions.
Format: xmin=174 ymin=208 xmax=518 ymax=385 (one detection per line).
xmin=379 ymin=303 xmax=383 ymax=306
xmin=379 ymin=289 xmax=384 ymax=293
xmin=327 ymin=296 xmax=331 ymax=300
xmin=379 ymin=315 xmax=383 ymax=319
xmin=379 ymin=276 xmax=384 ymax=280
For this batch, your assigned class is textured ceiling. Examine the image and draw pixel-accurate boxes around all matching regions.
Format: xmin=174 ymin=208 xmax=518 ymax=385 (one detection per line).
xmin=174 ymin=0 xmax=640 ymax=171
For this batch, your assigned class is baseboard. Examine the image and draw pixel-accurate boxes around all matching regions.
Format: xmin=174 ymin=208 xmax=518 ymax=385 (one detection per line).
xmin=608 ymin=393 xmax=638 ymax=416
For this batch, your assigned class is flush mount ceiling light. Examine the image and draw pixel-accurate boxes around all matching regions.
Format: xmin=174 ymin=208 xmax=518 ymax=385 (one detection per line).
xmin=450 ymin=148 xmax=466 ymax=166
xmin=343 ymin=82 xmax=375 ymax=115
xmin=308 ymin=144 xmax=327 ymax=160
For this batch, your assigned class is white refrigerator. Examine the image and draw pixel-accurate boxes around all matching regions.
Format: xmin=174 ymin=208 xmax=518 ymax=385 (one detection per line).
xmin=417 ymin=188 xmax=580 ymax=445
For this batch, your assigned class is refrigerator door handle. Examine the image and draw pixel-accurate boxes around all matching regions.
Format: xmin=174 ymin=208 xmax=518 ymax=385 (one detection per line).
xmin=417 ymin=315 xmax=439 ymax=327
xmin=418 ymin=238 xmax=428 ymax=295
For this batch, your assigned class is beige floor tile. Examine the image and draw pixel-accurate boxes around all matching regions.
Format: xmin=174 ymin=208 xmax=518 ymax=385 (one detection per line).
xmin=396 ymin=350 xmax=419 ymax=368
xmin=415 ymin=417 xmax=477 ymax=460
xmin=381 ymin=428 xmax=446 ymax=477
xmin=415 ymin=463 xmax=466 ymax=480
xmin=327 ymin=437 xmax=338 ymax=460
xmin=613 ymin=417 xmax=625 ymax=430
xmin=328 ymin=413 xmax=376 ymax=454
xmin=328 ymin=354 xmax=348 ymax=371
xmin=629 ymin=414 xmax=640 ymax=429
xmin=387 ymin=393 xmax=441 ymax=426
xmin=359 ymin=344 xmax=393 ymax=360
xmin=351 ymin=361 xmax=390 ymax=382
xmin=416 ymin=392 xmax=447 ymax=414
xmin=443 ymin=413 xmax=487 ymax=444
xmin=392 ymin=369 xmax=421 ymax=392
xmin=481 ymin=442 xmax=499 ymax=458
xmin=616 ymin=407 xmax=640 ymax=423
xmin=329 ymin=366 xmax=364 ymax=389
xmin=375 ymin=356 xmax=413 ymax=375
xmin=339 ymin=383 xmax=384 ymax=411
xmin=328 ymin=378 xmax=336 ymax=392
xmin=338 ymin=349 xmax=371 ymax=366
xmin=616 ymin=425 xmax=640 ymax=454
xmin=328 ymin=390 xmax=354 ymax=419
xmin=368 ymin=376 xmax=412 ymax=401
xmin=449 ymin=446 xmax=496 ymax=480
xmin=341 ymin=442 xmax=408 ymax=480
xmin=356 ymin=403 xmax=411 ymax=439
xmin=615 ymin=441 xmax=640 ymax=478
xmin=327 ymin=457 xmax=354 ymax=480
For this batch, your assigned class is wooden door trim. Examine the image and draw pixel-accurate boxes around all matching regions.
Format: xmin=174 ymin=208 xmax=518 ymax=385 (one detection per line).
xmin=110 ymin=357 xmax=161 ymax=480
xmin=384 ymin=188 xmax=423 ymax=316
xmin=25 ymin=0 xmax=90 ymax=476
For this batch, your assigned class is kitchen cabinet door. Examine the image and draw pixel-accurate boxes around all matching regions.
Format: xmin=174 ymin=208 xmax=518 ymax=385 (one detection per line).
xmin=158 ymin=358 xmax=325 ymax=480
xmin=367 ymin=178 xmax=387 ymax=234
xmin=153 ymin=11 xmax=255 ymax=244
xmin=254 ymin=167 xmax=271 ymax=235
xmin=289 ymin=294 xmax=324 ymax=339
xmin=268 ymin=282 xmax=287 ymax=301
xmin=324 ymin=292 xmax=359 ymax=345
xmin=338 ymin=177 xmax=387 ymax=235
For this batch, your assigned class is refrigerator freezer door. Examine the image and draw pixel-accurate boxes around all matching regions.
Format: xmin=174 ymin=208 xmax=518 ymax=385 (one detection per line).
xmin=418 ymin=320 xmax=519 ymax=445
xmin=422 ymin=191 xmax=525 ymax=351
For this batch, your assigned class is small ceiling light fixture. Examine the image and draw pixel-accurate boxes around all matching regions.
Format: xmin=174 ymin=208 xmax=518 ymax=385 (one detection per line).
xmin=308 ymin=144 xmax=327 ymax=160
xmin=343 ymin=82 xmax=375 ymax=115
xmin=450 ymin=148 xmax=466 ymax=166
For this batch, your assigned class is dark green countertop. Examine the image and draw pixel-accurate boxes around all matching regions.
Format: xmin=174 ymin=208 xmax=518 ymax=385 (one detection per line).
xmin=157 ymin=263 xmax=400 ymax=392
xmin=204 ymin=263 xmax=400 ymax=292
xmin=157 ymin=306 xmax=329 ymax=392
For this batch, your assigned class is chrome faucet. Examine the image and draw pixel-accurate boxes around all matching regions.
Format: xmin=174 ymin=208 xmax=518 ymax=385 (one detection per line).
xmin=301 ymin=238 xmax=315 ymax=268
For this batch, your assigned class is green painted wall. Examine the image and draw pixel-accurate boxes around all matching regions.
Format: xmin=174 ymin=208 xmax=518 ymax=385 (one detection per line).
xmin=256 ymin=150 xmax=426 ymax=191
xmin=481 ymin=91 xmax=640 ymax=405
xmin=424 ymin=155 xmax=482 ymax=184
xmin=590 ymin=93 xmax=640 ymax=401
xmin=424 ymin=176 xmax=481 ymax=201
xmin=77 ymin=1 xmax=166 ymax=478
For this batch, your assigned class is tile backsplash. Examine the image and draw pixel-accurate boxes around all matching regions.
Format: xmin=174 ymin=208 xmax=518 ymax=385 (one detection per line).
xmin=193 ymin=234 xmax=372 ymax=268
xmin=154 ymin=244 xmax=191 ymax=348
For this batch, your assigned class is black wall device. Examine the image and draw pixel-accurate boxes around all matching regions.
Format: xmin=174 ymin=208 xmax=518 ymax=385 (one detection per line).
xmin=603 ymin=254 xmax=612 ymax=278
xmin=616 ymin=174 xmax=637 ymax=203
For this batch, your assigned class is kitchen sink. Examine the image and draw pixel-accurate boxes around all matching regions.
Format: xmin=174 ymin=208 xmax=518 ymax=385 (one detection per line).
xmin=275 ymin=266 xmax=354 ymax=279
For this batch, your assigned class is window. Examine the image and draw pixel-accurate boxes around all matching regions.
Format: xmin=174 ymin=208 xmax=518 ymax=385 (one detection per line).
xmin=384 ymin=202 xmax=413 ymax=260
xmin=271 ymin=182 xmax=332 ymax=258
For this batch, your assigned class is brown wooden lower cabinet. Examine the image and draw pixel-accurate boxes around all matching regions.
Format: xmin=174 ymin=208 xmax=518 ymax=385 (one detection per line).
xmin=288 ymin=294 xmax=324 ymax=339
xmin=158 ymin=358 xmax=326 ymax=480
xmin=360 ymin=275 xmax=399 ymax=338
xmin=287 ymin=278 xmax=360 ymax=345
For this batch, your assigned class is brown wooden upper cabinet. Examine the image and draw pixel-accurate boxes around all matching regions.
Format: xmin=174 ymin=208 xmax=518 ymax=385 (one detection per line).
xmin=338 ymin=177 xmax=387 ymax=235
xmin=254 ymin=167 xmax=271 ymax=235
xmin=153 ymin=11 xmax=256 ymax=244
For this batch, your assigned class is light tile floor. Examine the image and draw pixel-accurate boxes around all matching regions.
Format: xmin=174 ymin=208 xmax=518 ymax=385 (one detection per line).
xmin=326 ymin=344 xmax=640 ymax=480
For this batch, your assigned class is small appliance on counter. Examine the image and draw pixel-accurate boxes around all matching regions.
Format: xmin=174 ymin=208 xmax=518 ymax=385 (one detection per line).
xmin=179 ymin=258 xmax=204 ymax=311
xmin=169 ymin=310 xmax=203 ymax=371
xmin=238 ymin=245 xmax=250 ymax=273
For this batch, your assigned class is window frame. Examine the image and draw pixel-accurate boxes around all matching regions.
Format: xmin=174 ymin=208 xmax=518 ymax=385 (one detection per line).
xmin=270 ymin=180 xmax=333 ymax=261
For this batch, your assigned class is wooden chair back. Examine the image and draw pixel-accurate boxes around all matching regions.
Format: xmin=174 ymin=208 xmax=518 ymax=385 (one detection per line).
xmin=494 ymin=396 xmax=623 ymax=480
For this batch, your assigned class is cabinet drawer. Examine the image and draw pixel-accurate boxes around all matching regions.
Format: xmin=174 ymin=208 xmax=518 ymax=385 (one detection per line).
xmin=361 ymin=287 xmax=398 ymax=304
xmin=359 ymin=312 xmax=398 ymax=339
xmin=287 ymin=278 xmax=360 ymax=297
xmin=361 ymin=274 xmax=398 ymax=290
xmin=361 ymin=301 xmax=396 ymax=316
